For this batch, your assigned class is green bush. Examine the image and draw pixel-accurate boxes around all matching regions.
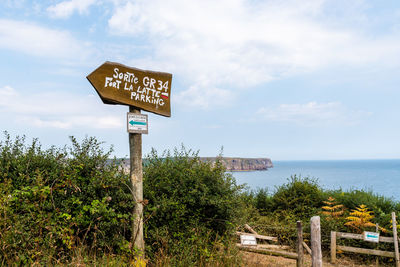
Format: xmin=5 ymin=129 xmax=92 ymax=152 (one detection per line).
xmin=0 ymin=134 xmax=246 ymax=265
xmin=6 ymin=131 xmax=399 ymax=265
xmin=271 ymin=175 xmax=324 ymax=219
xmin=242 ymin=187 xmax=273 ymax=215
xmin=0 ymin=133 xmax=134 ymax=265
xmin=143 ymin=147 xmax=245 ymax=265
xmin=244 ymin=175 xmax=400 ymax=264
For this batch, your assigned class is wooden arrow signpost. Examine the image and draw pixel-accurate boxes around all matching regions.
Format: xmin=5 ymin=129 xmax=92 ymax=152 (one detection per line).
xmin=87 ymin=61 xmax=172 ymax=255
xmin=87 ymin=61 xmax=172 ymax=117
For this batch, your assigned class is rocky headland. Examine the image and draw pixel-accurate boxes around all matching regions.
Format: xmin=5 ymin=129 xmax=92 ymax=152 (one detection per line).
xmin=200 ymin=157 xmax=273 ymax=171
xmin=117 ymin=157 xmax=273 ymax=172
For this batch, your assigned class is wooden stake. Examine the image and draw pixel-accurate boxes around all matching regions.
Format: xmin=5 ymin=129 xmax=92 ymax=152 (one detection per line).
xmin=311 ymin=216 xmax=322 ymax=267
xmin=392 ymin=212 xmax=400 ymax=267
xmin=245 ymin=224 xmax=258 ymax=235
xmin=376 ymin=223 xmax=379 ymax=267
xmin=297 ymin=221 xmax=304 ymax=267
xmin=331 ymin=231 xmax=337 ymax=264
xmin=129 ymin=106 xmax=144 ymax=253
xmin=303 ymin=241 xmax=312 ymax=255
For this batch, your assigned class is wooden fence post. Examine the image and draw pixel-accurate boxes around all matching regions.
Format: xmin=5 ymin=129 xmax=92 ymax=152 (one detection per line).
xmin=392 ymin=212 xmax=400 ymax=267
xmin=297 ymin=221 xmax=304 ymax=267
xmin=376 ymin=223 xmax=380 ymax=266
xmin=331 ymin=231 xmax=336 ymax=264
xmin=311 ymin=216 xmax=322 ymax=267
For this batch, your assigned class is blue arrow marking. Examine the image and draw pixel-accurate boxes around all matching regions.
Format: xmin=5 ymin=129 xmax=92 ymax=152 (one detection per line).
xmin=129 ymin=120 xmax=146 ymax=126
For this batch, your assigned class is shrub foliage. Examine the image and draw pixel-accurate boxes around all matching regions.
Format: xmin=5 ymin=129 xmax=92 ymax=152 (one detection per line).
xmin=0 ymin=133 xmax=134 ymax=265
xmin=1 ymin=131 xmax=400 ymax=265
xmin=270 ymin=175 xmax=324 ymax=219
xmin=0 ymin=135 xmax=244 ymax=265
xmin=143 ymin=147 xmax=244 ymax=264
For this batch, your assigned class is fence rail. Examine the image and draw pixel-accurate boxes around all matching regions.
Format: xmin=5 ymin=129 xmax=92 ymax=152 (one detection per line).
xmin=331 ymin=230 xmax=397 ymax=263
xmin=331 ymin=212 xmax=399 ymax=267
xmin=337 ymin=245 xmax=395 ymax=258
xmin=236 ymin=222 xmax=305 ymax=266
xmin=237 ymin=218 xmax=323 ymax=267
xmin=336 ymin=232 xmax=394 ymax=243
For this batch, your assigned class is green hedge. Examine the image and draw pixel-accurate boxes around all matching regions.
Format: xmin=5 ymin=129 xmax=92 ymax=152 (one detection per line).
xmin=0 ymin=134 xmax=245 ymax=265
xmin=143 ymin=147 xmax=245 ymax=265
xmin=0 ymin=133 xmax=134 ymax=265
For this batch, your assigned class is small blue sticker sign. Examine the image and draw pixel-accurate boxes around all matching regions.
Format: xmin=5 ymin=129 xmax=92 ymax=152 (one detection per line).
xmin=363 ymin=231 xmax=379 ymax=243
xmin=127 ymin=113 xmax=148 ymax=134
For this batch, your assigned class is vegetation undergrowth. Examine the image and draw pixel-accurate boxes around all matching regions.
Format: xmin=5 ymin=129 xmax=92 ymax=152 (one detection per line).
xmin=0 ymin=133 xmax=134 ymax=265
xmin=143 ymin=147 xmax=246 ymax=266
xmin=0 ymin=134 xmax=246 ymax=266
xmin=245 ymin=175 xmax=400 ymax=264
xmin=1 ymin=132 xmax=399 ymax=266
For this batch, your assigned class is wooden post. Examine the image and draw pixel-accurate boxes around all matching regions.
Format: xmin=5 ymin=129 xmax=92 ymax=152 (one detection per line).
xmin=376 ymin=223 xmax=379 ymax=266
xmin=297 ymin=221 xmax=304 ymax=267
xmin=303 ymin=241 xmax=312 ymax=255
xmin=129 ymin=106 xmax=144 ymax=253
xmin=311 ymin=216 xmax=322 ymax=267
xmin=392 ymin=212 xmax=400 ymax=267
xmin=87 ymin=61 xmax=172 ymax=256
xmin=245 ymin=224 xmax=258 ymax=235
xmin=331 ymin=231 xmax=336 ymax=264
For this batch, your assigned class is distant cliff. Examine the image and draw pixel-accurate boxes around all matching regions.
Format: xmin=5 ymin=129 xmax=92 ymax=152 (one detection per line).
xmin=117 ymin=157 xmax=273 ymax=172
xmin=200 ymin=157 xmax=273 ymax=171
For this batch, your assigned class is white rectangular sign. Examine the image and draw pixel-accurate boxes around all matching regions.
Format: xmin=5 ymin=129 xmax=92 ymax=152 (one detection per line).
xmin=363 ymin=231 xmax=379 ymax=243
xmin=127 ymin=113 xmax=148 ymax=134
xmin=240 ymin=234 xmax=257 ymax=246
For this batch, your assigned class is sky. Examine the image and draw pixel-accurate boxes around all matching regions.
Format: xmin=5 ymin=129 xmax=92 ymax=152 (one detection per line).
xmin=0 ymin=0 xmax=399 ymax=160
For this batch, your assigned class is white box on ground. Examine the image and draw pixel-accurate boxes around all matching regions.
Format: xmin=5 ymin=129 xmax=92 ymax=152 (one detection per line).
xmin=240 ymin=234 xmax=257 ymax=246
xmin=127 ymin=113 xmax=148 ymax=134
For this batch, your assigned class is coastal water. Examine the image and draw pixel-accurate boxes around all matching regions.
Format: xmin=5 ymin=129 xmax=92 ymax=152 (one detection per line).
xmin=231 ymin=159 xmax=400 ymax=201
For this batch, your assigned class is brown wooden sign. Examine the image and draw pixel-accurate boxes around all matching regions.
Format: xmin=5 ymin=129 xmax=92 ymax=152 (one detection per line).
xmin=87 ymin=61 xmax=172 ymax=117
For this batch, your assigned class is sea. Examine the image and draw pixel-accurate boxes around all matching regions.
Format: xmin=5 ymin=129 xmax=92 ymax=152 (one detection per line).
xmin=231 ymin=159 xmax=400 ymax=201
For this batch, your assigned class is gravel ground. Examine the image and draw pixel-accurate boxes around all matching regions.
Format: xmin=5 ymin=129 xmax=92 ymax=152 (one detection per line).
xmin=241 ymin=251 xmax=381 ymax=267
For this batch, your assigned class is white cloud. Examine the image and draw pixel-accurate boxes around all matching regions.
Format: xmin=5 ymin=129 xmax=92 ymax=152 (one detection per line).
xmin=0 ymin=86 xmax=123 ymax=130
xmin=174 ymin=84 xmax=235 ymax=110
xmin=107 ymin=0 xmax=400 ymax=109
xmin=0 ymin=86 xmax=18 ymax=106
xmin=256 ymin=101 xmax=371 ymax=126
xmin=0 ymin=19 xmax=90 ymax=62
xmin=47 ymin=0 xmax=96 ymax=19
xmin=24 ymin=115 xmax=122 ymax=129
